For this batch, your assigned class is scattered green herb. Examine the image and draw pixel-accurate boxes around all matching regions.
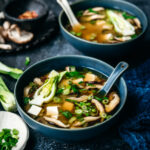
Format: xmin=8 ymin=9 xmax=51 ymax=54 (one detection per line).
xmin=76 ymin=10 xmax=83 ymax=17
xmin=88 ymin=8 xmax=99 ymax=14
xmin=56 ymin=88 xmax=64 ymax=95
xmin=66 ymin=71 xmax=85 ymax=79
xmin=24 ymin=97 xmax=31 ymax=104
xmin=25 ymin=57 xmax=30 ymax=66
xmin=131 ymin=34 xmax=137 ymax=39
xmin=62 ymin=111 xmax=72 ymax=119
xmin=80 ymin=26 xmax=86 ymax=30
xmin=122 ymin=12 xmax=136 ymax=19
xmin=0 ymin=128 xmax=19 ymax=150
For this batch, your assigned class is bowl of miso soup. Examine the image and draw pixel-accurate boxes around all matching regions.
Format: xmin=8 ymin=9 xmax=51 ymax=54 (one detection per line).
xmin=15 ymin=55 xmax=127 ymax=142
xmin=59 ymin=0 xmax=148 ymax=58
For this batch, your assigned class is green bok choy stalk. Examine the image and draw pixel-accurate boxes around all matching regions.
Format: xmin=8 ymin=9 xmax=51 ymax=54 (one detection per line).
xmin=0 ymin=77 xmax=16 ymax=111
xmin=107 ymin=10 xmax=135 ymax=36
xmin=29 ymin=70 xmax=66 ymax=106
xmin=0 ymin=62 xmax=23 ymax=80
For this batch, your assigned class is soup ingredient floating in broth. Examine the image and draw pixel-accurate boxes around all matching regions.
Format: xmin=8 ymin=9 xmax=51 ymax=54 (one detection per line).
xmin=24 ymin=66 xmax=120 ymax=129
xmin=67 ymin=7 xmax=142 ymax=44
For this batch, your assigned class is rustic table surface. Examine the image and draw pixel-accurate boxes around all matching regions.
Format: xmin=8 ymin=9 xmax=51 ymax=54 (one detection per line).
xmin=0 ymin=0 xmax=149 ymax=149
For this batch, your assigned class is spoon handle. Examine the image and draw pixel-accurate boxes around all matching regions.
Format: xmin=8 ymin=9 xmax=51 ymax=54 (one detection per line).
xmin=97 ymin=61 xmax=129 ymax=97
xmin=57 ymin=0 xmax=80 ymax=27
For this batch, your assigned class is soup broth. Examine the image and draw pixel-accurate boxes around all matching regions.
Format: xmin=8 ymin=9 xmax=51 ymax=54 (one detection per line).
xmin=24 ymin=66 xmax=120 ymax=129
xmin=67 ymin=7 xmax=142 ymax=44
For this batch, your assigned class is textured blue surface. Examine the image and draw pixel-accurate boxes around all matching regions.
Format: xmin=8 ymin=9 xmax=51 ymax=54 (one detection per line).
xmin=119 ymin=59 xmax=150 ymax=150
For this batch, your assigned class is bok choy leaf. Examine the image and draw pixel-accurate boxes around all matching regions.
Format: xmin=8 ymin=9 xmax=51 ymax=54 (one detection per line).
xmin=107 ymin=10 xmax=135 ymax=36
xmin=0 ymin=77 xmax=16 ymax=111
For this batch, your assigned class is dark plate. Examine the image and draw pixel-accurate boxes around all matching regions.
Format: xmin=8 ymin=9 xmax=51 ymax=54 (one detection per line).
xmin=0 ymin=10 xmax=58 ymax=54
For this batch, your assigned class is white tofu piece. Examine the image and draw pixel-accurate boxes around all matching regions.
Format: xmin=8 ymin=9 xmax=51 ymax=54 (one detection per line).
xmin=84 ymin=73 xmax=98 ymax=82
xmin=28 ymin=105 xmax=42 ymax=116
xmin=46 ymin=106 xmax=59 ymax=119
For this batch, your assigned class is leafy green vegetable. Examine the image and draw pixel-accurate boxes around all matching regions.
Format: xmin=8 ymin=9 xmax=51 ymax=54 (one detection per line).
xmin=0 ymin=128 xmax=19 ymax=150
xmin=62 ymin=111 xmax=72 ymax=119
xmin=86 ymin=83 xmax=95 ymax=87
xmin=65 ymin=99 xmax=77 ymax=103
xmin=63 ymin=85 xmax=71 ymax=95
xmin=88 ymin=8 xmax=99 ymax=14
xmin=107 ymin=10 xmax=135 ymax=36
xmin=131 ymin=34 xmax=137 ymax=39
xmin=76 ymin=10 xmax=83 ymax=17
xmin=94 ymin=96 xmax=108 ymax=102
xmin=0 ymin=77 xmax=16 ymax=111
xmin=25 ymin=57 xmax=30 ymax=66
xmin=66 ymin=71 xmax=84 ymax=78
xmin=122 ymin=12 xmax=136 ymax=19
xmin=0 ymin=62 xmax=23 ymax=80
xmin=71 ymin=84 xmax=79 ymax=94
xmin=29 ymin=70 xmax=59 ymax=106
xmin=24 ymin=97 xmax=31 ymax=104
xmin=76 ymin=32 xmax=82 ymax=37
xmin=56 ymin=88 xmax=64 ymax=95
xmin=53 ymin=97 xmax=62 ymax=103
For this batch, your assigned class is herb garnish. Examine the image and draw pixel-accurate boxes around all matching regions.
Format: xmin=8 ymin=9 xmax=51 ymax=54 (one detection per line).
xmin=25 ymin=57 xmax=30 ymax=66
xmin=61 ymin=111 xmax=72 ymax=119
xmin=122 ymin=12 xmax=136 ymax=19
xmin=0 ymin=128 xmax=19 ymax=150
xmin=66 ymin=71 xmax=85 ymax=78
xmin=88 ymin=8 xmax=99 ymax=14
xmin=24 ymin=97 xmax=31 ymax=104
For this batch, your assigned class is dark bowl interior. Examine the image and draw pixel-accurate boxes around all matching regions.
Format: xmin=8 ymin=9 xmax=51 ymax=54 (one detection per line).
xmin=59 ymin=0 xmax=148 ymax=59
xmin=4 ymin=0 xmax=48 ymax=31
xmin=15 ymin=55 xmax=127 ymax=142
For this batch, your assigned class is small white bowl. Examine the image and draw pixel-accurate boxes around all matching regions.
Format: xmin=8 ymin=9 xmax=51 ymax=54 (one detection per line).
xmin=0 ymin=111 xmax=29 ymax=150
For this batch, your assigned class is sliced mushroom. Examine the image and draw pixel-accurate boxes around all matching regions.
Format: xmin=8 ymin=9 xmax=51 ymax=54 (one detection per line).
xmin=101 ymin=24 xmax=113 ymax=31
xmin=105 ymin=92 xmax=120 ymax=113
xmin=102 ymin=33 xmax=113 ymax=42
xmin=8 ymin=26 xmax=34 ymax=44
xmin=114 ymin=36 xmax=131 ymax=42
xmin=44 ymin=116 xmax=69 ymax=128
xmin=73 ymin=116 xmax=100 ymax=127
xmin=67 ymin=95 xmax=89 ymax=102
xmin=24 ymin=86 xmax=31 ymax=97
xmin=85 ymin=84 xmax=103 ymax=90
xmin=33 ymin=77 xmax=43 ymax=86
xmin=81 ymin=14 xmax=105 ymax=22
xmin=84 ymin=73 xmax=98 ymax=82
xmin=92 ymin=99 xmax=105 ymax=115
xmin=0 ymin=44 xmax=12 ymax=50
xmin=3 ymin=21 xmax=11 ymax=30
xmin=83 ymin=7 xmax=104 ymax=16
xmin=133 ymin=18 xmax=141 ymax=28
xmin=0 ymin=35 xmax=5 ymax=44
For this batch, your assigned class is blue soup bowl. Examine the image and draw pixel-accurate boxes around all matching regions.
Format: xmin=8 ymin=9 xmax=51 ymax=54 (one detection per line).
xmin=15 ymin=55 xmax=127 ymax=142
xmin=59 ymin=0 xmax=148 ymax=58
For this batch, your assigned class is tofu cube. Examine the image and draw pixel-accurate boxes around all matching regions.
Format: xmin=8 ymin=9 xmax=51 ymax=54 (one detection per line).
xmin=28 ymin=105 xmax=42 ymax=116
xmin=46 ymin=106 xmax=59 ymax=119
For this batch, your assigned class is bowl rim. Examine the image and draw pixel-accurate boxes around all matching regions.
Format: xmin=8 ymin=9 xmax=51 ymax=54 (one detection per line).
xmin=58 ymin=0 xmax=148 ymax=46
xmin=15 ymin=55 xmax=127 ymax=132
xmin=3 ymin=0 xmax=48 ymax=22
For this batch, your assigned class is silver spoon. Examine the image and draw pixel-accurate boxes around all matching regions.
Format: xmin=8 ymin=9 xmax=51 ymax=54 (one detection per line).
xmin=57 ymin=0 xmax=80 ymax=27
xmin=96 ymin=61 xmax=129 ymax=98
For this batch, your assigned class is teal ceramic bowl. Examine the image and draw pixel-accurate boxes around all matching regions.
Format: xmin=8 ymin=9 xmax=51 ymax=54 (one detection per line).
xmin=15 ymin=55 xmax=127 ymax=142
xmin=59 ymin=0 xmax=148 ymax=58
